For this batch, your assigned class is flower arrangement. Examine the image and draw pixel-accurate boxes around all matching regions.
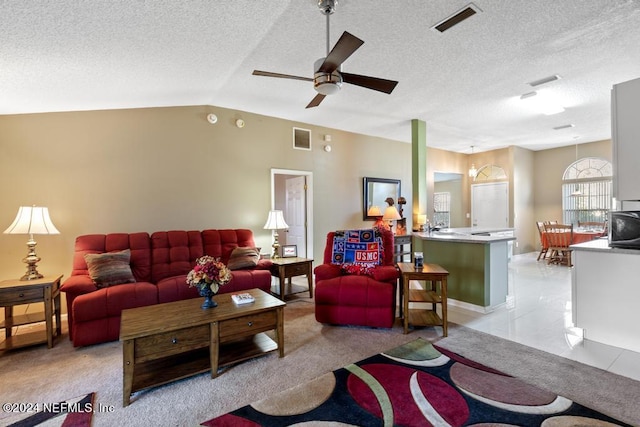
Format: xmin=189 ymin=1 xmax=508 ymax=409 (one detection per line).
xmin=186 ymin=255 xmax=232 ymax=294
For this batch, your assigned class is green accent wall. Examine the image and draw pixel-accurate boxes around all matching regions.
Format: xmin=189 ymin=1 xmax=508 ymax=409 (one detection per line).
xmin=411 ymin=119 xmax=427 ymax=226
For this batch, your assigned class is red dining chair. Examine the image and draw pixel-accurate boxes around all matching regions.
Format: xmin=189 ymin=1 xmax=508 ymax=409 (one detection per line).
xmin=544 ymin=223 xmax=573 ymax=266
xmin=536 ymin=221 xmax=548 ymax=261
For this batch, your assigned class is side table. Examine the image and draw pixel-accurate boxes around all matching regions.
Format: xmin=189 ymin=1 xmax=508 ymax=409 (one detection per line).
xmin=270 ymin=257 xmax=313 ymax=300
xmin=0 ymin=275 xmax=63 ymax=351
xmin=397 ymin=263 xmax=449 ymax=336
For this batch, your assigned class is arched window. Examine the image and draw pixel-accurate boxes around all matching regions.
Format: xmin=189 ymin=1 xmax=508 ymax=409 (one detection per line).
xmin=474 ymin=165 xmax=507 ymax=181
xmin=562 ymin=157 xmax=612 ymax=225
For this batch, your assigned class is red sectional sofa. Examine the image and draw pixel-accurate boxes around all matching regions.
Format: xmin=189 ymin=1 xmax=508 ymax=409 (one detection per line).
xmin=61 ymin=229 xmax=272 ymax=347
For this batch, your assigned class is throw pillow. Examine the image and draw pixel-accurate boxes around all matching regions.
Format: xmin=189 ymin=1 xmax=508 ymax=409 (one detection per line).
xmin=227 ymin=247 xmax=260 ymax=270
xmin=84 ymin=249 xmax=136 ymax=288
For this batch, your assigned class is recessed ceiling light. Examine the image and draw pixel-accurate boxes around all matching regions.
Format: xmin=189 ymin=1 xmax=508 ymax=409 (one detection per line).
xmin=528 ymin=75 xmax=562 ymax=87
xmin=553 ymin=124 xmax=575 ymax=130
xmin=431 ymin=3 xmax=482 ymax=33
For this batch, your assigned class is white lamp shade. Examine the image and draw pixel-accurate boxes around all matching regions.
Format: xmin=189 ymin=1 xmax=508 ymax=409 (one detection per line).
xmin=263 ymin=210 xmax=289 ymax=230
xmin=416 ymin=214 xmax=427 ymax=225
xmin=367 ymin=206 xmax=382 ymax=216
xmin=4 ymin=206 xmax=60 ymax=235
xmin=382 ymin=206 xmax=401 ymax=221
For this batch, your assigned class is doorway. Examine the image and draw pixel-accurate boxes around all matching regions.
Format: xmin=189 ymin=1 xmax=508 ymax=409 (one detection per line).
xmin=471 ymin=182 xmax=509 ymax=229
xmin=270 ymin=169 xmax=313 ymax=259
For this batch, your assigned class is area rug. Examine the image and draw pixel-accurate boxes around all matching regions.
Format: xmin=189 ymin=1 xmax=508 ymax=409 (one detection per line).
xmin=202 ymin=338 xmax=629 ymax=426
xmin=1 ymin=392 xmax=95 ymax=427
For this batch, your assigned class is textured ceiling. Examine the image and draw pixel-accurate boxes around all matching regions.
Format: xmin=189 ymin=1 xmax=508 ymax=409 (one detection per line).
xmin=2 ymin=0 xmax=640 ymax=153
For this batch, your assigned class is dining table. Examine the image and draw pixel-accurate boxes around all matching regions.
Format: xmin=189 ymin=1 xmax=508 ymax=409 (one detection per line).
xmin=541 ymin=229 xmax=605 ymax=250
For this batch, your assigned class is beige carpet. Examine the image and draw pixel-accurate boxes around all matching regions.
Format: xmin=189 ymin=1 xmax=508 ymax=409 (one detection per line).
xmin=1 ymin=297 xmax=639 ymax=426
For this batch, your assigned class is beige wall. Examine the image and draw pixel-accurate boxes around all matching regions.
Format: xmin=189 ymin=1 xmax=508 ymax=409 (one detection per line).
xmin=0 ymin=106 xmax=412 ymax=285
xmin=426 ymin=147 xmax=470 ymax=227
xmin=424 ymin=141 xmax=612 ymax=254
xmin=0 ymin=105 xmax=613 ymax=296
xmin=513 ymin=146 xmax=536 ymax=253
xmin=533 ymin=139 xmax=612 ymax=224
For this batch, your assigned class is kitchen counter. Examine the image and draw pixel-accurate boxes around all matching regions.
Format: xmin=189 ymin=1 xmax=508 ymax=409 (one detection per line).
xmin=571 ymin=236 xmax=640 ymax=254
xmin=412 ymin=230 xmax=515 ymax=312
xmin=415 ymin=230 xmax=515 ymax=244
xmin=571 ymin=237 xmax=640 ymax=353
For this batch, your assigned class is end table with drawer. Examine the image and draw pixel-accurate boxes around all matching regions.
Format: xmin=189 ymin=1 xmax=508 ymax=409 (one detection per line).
xmin=0 ymin=274 xmax=63 ymax=351
xmin=269 ymin=257 xmax=314 ymax=300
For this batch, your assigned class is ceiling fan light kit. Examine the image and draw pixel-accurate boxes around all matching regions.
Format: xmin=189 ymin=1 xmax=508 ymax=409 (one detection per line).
xmin=252 ymin=0 xmax=397 ymax=108
xmin=313 ymin=58 xmax=342 ymax=95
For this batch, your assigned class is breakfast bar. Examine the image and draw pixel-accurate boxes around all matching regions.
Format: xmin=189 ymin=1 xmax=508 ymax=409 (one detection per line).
xmin=412 ymin=229 xmax=515 ymax=312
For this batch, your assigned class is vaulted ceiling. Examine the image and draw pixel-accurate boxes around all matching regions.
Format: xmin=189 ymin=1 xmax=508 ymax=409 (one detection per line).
xmin=2 ymin=0 xmax=640 ymax=153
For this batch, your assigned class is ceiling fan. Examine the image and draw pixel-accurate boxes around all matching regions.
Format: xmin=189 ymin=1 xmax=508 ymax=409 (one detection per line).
xmin=252 ymin=0 xmax=398 ymax=108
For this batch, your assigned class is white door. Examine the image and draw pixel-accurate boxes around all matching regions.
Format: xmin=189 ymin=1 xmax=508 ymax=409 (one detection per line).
xmin=471 ymin=182 xmax=509 ymax=228
xmin=285 ymin=176 xmax=307 ymax=257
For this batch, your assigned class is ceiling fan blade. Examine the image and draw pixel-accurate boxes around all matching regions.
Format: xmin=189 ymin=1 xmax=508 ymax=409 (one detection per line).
xmin=317 ymin=31 xmax=364 ymax=74
xmin=252 ymin=70 xmax=313 ymax=82
xmin=341 ymin=72 xmax=398 ymax=94
xmin=306 ymin=93 xmax=326 ymax=108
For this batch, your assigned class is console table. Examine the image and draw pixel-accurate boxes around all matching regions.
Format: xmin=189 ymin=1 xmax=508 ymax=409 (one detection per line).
xmin=0 ymin=275 xmax=63 ymax=351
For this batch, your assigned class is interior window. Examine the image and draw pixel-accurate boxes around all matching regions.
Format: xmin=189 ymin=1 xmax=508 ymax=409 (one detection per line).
xmin=433 ymin=192 xmax=451 ymax=227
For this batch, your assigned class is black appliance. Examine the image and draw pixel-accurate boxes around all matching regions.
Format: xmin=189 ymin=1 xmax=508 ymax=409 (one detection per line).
xmin=609 ymin=211 xmax=640 ymax=249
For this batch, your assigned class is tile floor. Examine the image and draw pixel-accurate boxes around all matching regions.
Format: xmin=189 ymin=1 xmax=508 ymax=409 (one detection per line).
xmin=447 ymin=251 xmax=640 ymax=382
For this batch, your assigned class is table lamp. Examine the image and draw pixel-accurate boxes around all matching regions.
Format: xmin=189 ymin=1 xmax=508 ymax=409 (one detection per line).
xmin=367 ymin=206 xmax=385 ymax=228
xmin=3 ymin=206 xmax=60 ymax=280
xmin=383 ymin=205 xmax=402 ymax=231
xmin=263 ymin=210 xmax=289 ymax=259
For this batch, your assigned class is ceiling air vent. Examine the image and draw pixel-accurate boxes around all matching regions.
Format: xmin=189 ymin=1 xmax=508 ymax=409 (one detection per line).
xmin=553 ymin=124 xmax=575 ymax=130
xmin=432 ymin=3 xmax=482 ymax=33
xmin=528 ymin=75 xmax=561 ymax=87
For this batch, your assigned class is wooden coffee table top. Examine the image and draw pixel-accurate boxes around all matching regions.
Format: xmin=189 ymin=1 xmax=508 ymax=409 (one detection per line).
xmin=120 ymin=288 xmax=285 ymax=341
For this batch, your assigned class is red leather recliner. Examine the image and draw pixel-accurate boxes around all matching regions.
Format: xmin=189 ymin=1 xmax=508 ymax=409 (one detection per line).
xmin=314 ymin=228 xmax=399 ymax=328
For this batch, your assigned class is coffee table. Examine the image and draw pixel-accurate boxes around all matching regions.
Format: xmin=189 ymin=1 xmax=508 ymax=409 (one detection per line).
xmin=119 ymin=288 xmax=285 ymax=406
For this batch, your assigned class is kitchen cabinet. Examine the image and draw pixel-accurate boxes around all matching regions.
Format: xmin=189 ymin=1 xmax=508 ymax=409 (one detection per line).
xmin=612 ymin=77 xmax=640 ymax=201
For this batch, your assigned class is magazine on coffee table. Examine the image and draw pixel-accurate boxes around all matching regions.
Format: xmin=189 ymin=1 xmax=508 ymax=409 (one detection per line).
xmin=232 ymin=293 xmax=255 ymax=305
